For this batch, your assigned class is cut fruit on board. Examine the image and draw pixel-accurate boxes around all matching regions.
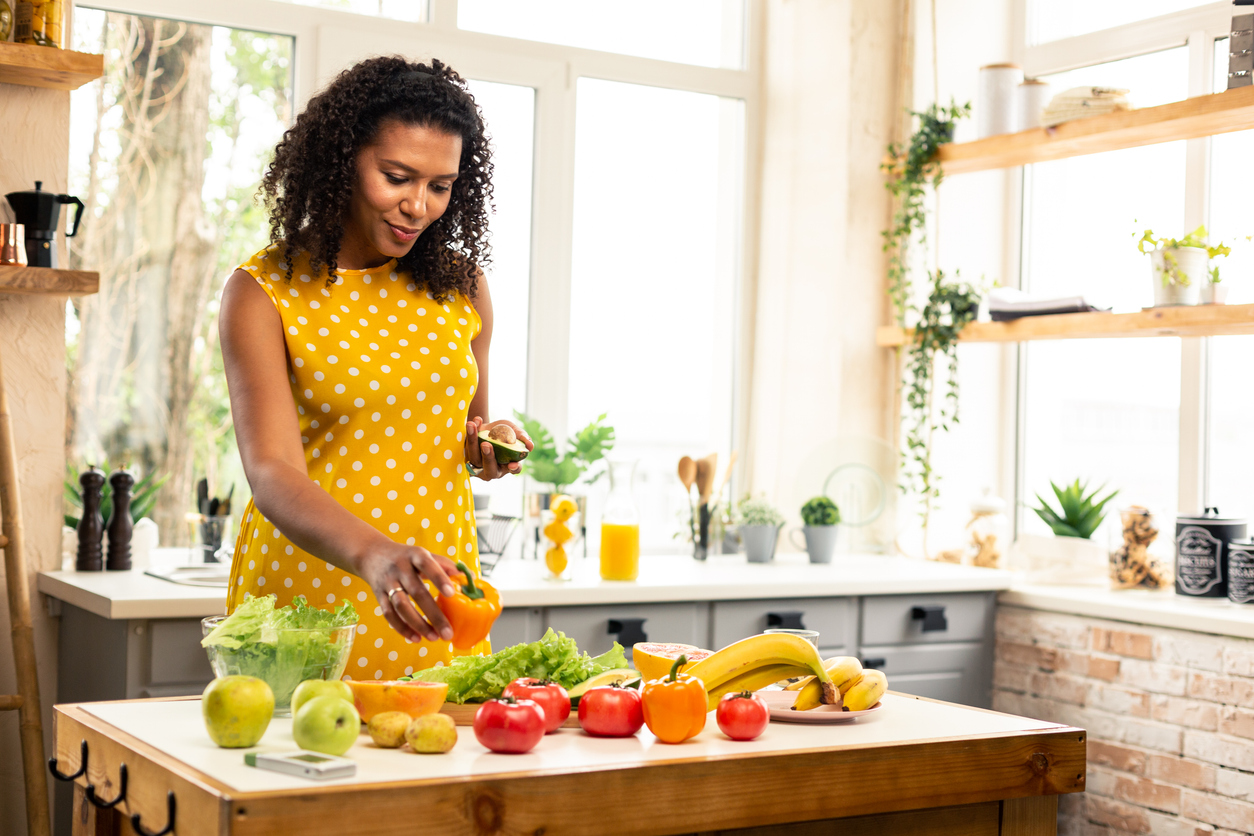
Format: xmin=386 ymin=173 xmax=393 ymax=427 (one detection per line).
xmin=631 ymin=643 xmax=713 ymax=682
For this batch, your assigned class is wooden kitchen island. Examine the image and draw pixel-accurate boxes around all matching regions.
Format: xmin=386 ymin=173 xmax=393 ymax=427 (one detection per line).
xmin=51 ymin=692 xmax=1084 ymax=836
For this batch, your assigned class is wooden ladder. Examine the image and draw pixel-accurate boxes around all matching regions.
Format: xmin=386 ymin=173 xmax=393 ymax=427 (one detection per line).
xmin=0 ymin=340 xmax=51 ymax=836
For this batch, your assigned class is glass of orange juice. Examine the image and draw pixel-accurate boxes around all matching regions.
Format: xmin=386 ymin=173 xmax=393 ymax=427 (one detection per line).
xmin=599 ymin=459 xmax=640 ymax=581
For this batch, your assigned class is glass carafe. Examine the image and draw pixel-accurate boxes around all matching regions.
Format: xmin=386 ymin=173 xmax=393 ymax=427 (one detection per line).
xmin=599 ymin=459 xmax=640 ymax=580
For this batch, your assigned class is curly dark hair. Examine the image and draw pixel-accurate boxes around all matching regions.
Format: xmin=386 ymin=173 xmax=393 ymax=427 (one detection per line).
xmin=260 ymin=57 xmax=492 ymax=299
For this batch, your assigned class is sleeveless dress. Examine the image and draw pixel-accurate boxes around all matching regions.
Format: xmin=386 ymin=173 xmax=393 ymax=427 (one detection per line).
xmin=224 ymin=244 xmax=490 ymax=680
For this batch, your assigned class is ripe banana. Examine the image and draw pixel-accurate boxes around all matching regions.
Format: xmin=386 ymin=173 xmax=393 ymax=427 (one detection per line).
xmin=685 ymin=633 xmax=839 ymax=705
xmin=843 ymin=669 xmax=887 ymax=711
xmin=791 ymin=657 xmax=865 ymax=712
xmin=702 ymin=663 xmax=812 ymax=712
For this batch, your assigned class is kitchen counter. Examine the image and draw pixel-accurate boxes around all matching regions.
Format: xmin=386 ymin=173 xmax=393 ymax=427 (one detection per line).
xmin=38 ymin=552 xmax=1013 ymax=620
xmin=1000 ymin=582 xmax=1254 ymax=639
xmin=53 ymin=693 xmax=1084 ymax=835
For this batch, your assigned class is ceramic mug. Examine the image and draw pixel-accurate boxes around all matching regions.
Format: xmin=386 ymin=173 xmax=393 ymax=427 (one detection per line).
xmin=740 ymin=525 xmax=780 ymax=563
xmin=789 ymin=526 xmax=840 ymax=564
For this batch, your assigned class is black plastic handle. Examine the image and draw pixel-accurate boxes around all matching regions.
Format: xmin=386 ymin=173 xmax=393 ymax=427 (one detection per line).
xmin=607 ymin=618 xmax=648 ymax=648
xmin=766 ymin=611 xmax=806 ymax=630
xmin=911 ymin=605 xmax=948 ymax=632
xmin=131 ymin=791 xmax=176 ymax=836
xmin=862 ymin=657 xmax=887 ymax=670
xmin=48 ymin=739 xmax=87 ymax=782
xmin=58 ymin=195 xmax=85 ymax=238
xmin=86 ymin=762 xmax=127 ymax=808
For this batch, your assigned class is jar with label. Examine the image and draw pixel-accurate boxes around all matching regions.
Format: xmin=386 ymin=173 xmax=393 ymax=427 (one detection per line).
xmin=967 ymin=490 xmax=1009 ymax=569
xmin=15 ymin=1 xmax=62 ymax=48
xmin=1175 ymin=508 xmax=1247 ymax=598
xmin=1228 ymin=539 xmax=1254 ymax=605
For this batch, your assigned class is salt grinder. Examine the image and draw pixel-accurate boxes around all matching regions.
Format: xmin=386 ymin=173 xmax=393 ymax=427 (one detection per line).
xmin=75 ymin=467 xmax=105 ymax=571
xmin=106 ymin=469 xmax=134 ymax=571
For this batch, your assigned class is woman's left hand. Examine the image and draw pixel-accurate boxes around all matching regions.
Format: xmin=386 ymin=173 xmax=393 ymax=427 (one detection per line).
xmin=464 ymin=417 xmax=533 ymax=481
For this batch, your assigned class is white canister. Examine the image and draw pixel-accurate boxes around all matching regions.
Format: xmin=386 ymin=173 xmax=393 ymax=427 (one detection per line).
xmin=978 ymin=63 xmax=1023 ymax=138
xmin=1016 ymin=79 xmax=1051 ymax=131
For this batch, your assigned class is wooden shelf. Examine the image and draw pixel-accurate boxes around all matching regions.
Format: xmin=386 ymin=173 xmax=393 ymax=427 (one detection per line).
xmin=937 ymin=86 xmax=1254 ymax=174
xmin=876 ymin=304 xmax=1254 ymax=347
xmin=0 ymin=41 xmax=102 ymax=91
xmin=0 ymin=265 xmax=98 ymax=297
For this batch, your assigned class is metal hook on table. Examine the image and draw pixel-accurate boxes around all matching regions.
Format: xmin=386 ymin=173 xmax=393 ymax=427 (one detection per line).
xmin=48 ymin=739 xmax=88 ymax=782
xmin=85 ymin=762 xmax=127 ymax=808
xmin=131 ymin=790 xmax=176 ymax=836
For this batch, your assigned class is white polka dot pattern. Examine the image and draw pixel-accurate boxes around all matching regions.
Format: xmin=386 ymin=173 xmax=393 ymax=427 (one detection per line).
xmin=225 ymin=244 xmax=488 ymax=679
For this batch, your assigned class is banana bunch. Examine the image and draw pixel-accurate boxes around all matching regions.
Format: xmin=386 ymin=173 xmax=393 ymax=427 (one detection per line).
xmin=790 ymin=657 xmax=888 ymax=712
xmin=685 ymin=633 xmax=839 ymax=712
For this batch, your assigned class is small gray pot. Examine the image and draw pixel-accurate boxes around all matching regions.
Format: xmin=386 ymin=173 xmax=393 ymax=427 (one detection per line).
xmin=740 ymin=525 xmax=781 ymax=563
xmin=796 ymin=525 xmax=839 ymax=564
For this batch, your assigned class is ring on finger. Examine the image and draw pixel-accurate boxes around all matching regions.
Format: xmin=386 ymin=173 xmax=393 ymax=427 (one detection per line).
xmin=386 ymin=586 xmax=407 ymax=602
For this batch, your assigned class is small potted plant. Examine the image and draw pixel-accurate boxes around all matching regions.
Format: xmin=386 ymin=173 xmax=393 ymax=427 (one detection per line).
xmin=1200 ymin=241 xmax=1232 ymax=304
xmin=1023 ymin=479 xmax=1118 ymax=583
xmin=1137 ymin=225 xmax=1228 ymax=307
xmin=795 ymin=496 xmax=841 ymax=564
xmin=737 ymin=496 xmax=785 ymax=563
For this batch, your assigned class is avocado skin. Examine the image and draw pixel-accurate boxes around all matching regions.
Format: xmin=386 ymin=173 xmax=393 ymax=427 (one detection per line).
xmin=478 ymin=430 xmax=528 ymax=464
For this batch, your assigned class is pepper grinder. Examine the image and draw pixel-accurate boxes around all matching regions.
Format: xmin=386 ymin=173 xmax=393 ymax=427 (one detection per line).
xmin=75 ymin=467 xmax=105 ymax=571
xmin=106 ymin=470 xmax=134 ymax=571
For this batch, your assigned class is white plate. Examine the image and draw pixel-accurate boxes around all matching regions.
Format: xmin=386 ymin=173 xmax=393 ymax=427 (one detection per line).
xmin=758 ymin=689 xmax=884 ymax=724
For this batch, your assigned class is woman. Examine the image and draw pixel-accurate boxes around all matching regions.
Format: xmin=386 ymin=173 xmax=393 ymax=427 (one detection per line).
xmin=219 ymin=57 xmax=529 ymax=680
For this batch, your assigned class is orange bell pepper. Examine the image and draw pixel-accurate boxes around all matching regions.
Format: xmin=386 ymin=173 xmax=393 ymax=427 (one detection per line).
xmin=437 ymin=561 xmax=500 ymax=649
xmin=641 ymin=655 xmax=707 ymax=744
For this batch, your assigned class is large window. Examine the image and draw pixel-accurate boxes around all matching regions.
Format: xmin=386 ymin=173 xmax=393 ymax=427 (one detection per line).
xmin=1014 ymin=3 xmax=1241 ymax=538
xmin=69 ymin=0 xmax=755 ymax=555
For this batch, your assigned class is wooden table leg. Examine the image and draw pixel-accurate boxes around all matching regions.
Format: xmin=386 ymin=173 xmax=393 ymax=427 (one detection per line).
xmin=1001 ymin=796 xmax=1058 ymax=835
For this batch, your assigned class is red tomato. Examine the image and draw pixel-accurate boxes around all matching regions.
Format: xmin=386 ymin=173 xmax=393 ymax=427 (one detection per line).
xmin=503 ymin=678 xmax=571 ymax=734
xmin=716 ymin=691 xmax=769 ymax=741
xmin=577 ymin=684 xmax=644 ymax=738
xmin=473 ymin=697 xmax=547 ymax=754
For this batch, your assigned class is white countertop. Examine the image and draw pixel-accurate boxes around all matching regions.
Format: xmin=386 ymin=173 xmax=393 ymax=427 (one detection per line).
xmin=1000 ymin=583 xmax=1254 ymax=639
xmin=37 ymin=552 xmax=1012 ymax=621
xmin=77 ymin=693 xmax=1062 ymax=793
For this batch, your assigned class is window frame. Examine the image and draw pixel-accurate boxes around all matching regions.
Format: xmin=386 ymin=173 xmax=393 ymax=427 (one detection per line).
xmin=76 ymin=0 xmax=763 ymax=465
xmin=1011 ymin=1 xmax=1236 ymax=534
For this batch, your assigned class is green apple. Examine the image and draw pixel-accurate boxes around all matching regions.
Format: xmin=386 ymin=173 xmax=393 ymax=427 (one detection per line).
xmin=291 ymin=678 xmax=354 ymax=718
xmin=202 ymin=675 xmax=274 ymax=748
xmin=292 ymin=695 xmax=360 ymax=756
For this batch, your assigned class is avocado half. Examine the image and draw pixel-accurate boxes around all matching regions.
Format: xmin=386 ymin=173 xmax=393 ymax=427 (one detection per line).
xmin=478 ymin=427 xmax=528 ymax=464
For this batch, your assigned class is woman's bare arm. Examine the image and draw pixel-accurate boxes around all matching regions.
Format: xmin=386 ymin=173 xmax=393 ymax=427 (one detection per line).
xmin=219 ymin=268 xmax=456 ymax=642
xmin=463 ymin=275 xmax=531 ymax=479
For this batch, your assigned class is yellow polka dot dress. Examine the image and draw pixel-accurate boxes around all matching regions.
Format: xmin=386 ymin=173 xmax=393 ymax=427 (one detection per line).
xmin=225 ymin=244 xmax=490 ymax=679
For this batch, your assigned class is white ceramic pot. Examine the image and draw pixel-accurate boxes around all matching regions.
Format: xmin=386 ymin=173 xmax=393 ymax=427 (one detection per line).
xmin=1150 ymin=247 xmax=1206 ymax=306
xmin=740 ymin=525 xmax=781 ymax=563
xmin=1200 ymin=282 xmax=1228 ymax=305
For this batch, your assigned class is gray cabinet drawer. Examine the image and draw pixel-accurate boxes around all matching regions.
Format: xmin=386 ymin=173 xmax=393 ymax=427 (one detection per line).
xmin=711 ymin=597 xmax=854 ymax=652
xmin=859 ymin=642 xmax=991 ymax=708
xmin=148 ymin=619 xmax=214 ymax=686
xmin=492 ymin=608 xmax=543 ymax=647
xmin=861 ymin=592 xmax=993 ymax=645
xmin=544 ymin=603 xmax=709 ymax=663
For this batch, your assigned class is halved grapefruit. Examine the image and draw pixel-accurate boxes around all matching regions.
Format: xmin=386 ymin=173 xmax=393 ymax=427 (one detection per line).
xmin=345 ymin=679 xmax=448 ymax=722
xmin=631 ymin=642 xmax=713 ymax=682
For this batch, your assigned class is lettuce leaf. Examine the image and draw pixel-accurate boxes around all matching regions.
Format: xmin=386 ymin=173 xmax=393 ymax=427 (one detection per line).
xmin=405 ymin=628 xmax=629 ymax=703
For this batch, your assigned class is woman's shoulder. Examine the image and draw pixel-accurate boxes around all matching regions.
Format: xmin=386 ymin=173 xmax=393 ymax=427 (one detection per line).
xmin=237 ymin=242 xmax=321 ymax=283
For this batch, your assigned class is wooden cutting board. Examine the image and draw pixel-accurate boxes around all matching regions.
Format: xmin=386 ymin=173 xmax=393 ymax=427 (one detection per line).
xmin=439 ymin=701 xmax=582 ymax=728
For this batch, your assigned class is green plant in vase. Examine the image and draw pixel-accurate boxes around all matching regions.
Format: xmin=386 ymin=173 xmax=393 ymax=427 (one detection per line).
xmin=737 ymin=496 xmax=785 ymax=563
xmin=1032 ymin=479 xmax=1118 ymax=540
xmin=511 ymin=411 xmax=614 ymax=494
xmin=800 ymin=496 xmax=840 ymax=527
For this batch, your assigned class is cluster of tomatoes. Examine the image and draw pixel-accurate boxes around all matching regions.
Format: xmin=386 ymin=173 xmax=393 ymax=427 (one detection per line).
xmin=472 ymin=671 xmax=769 ymax=755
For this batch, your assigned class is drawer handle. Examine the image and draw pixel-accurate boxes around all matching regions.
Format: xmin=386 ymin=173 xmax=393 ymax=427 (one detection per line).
xmin=766 ymin=611 xmax=806 ymax=630
xmin=607 ymin=618 xmax=648 ymax=648
xmin=911 ymin=605 xmax=948 ymax=632
xmin=862 ymin=658 xmax=886 ymax=670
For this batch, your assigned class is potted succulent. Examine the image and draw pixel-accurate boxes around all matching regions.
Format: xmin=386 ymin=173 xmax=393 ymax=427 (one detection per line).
xmin=1137 ymin=225 xmax=1229 ymax=307
xmin=795 ymin=496 xmax=841 ymax=564
xmin=737 ymin=496 xmax=785 ymax=563
xmin=1022 ymin=479 xmax=1118 ymax=584
xmin=1201 ymin=255 xmax=1231 ymax=305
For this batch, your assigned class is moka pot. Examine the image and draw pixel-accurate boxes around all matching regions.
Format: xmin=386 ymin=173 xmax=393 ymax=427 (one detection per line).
xmin=4 ymin=181 xmax=84 ymax=268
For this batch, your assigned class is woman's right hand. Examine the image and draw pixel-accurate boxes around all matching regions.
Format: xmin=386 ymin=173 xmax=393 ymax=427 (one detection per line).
xmin=356 ymin=541 xmax=460 ymax=643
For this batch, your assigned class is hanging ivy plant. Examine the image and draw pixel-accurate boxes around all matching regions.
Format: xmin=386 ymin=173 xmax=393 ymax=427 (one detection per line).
xmin=881 ymin=100 xmax=979 ymax=542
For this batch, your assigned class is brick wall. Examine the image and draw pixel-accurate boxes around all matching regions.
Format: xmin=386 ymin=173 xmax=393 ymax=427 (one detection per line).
xmin=994 ymin=605 xmax=1254 ymax=836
